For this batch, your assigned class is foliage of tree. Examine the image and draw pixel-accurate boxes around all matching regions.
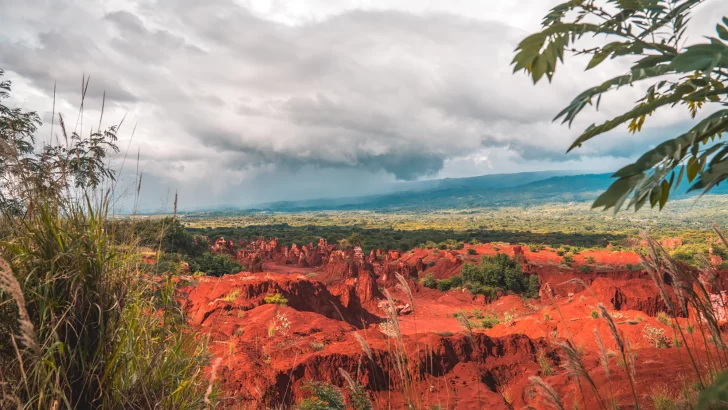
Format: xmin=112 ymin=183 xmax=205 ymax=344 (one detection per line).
xmin=435 ymin=254 xmax=539 ymax=298
xmin=461 ymin=253 xmax=540 ymax=297
xmin=162 ymin=218 xmax=210 ymax=257
xmin=0 ymin=69 xmax=119 ymax=213
xmin=185 ymin=252 xmax=243 ymax=277
xmin=514 ymin=0 xmax=728 ymax=212
xmin=117 ymin=218 xmax=244 ymax=276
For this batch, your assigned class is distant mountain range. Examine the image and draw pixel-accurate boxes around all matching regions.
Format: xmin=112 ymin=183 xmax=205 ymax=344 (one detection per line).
xmin=236 ymin=170 xmax=728 ymax=212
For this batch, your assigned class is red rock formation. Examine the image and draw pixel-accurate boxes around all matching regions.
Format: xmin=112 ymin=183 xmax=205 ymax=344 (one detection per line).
xmin=212 ymin=237 xmax=235 ymax=255
xmin=177 ymin=239 xmax=728 ymax=410
xmin=710 ymin=248 xmax=723 ymax=267
xmin=183 ymin=273 xmax=379 ymax=327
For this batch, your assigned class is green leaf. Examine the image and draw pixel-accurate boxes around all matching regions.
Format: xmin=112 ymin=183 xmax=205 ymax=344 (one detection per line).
xmin=587 ymin=50 xmax=611 ymax=70
xmin=697 ymin=369 xmax=728 ymax=409
xmin=687 ymin=157 xmax=699 ymax=182
xmin=718 ymin=24 xmax=728 ymax=42
xmin=592 ymin=174 xmax=642 ymax=212
xmin=674 ymin=165 xmax=685 ymax=190
xmin=649 ymin=185 xmax=660 ymax=207
xmin=659 ymin=179 xmax=669 ymax=209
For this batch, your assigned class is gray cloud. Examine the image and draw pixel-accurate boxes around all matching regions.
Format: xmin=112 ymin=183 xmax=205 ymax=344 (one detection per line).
xmin=1 ymin=0 xmax=726 ymax=208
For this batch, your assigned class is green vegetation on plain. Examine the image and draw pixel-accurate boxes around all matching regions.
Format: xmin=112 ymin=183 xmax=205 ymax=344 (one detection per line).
xmin=422 ymin=253 xmax=539 ymax=300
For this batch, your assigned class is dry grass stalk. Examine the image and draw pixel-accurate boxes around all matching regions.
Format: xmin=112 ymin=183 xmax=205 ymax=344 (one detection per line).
xmin=558 ymin=341 xmax=605 ymax=410
xmin=559 ymin=278 xmax=599 ymax=301
xmin=454 ymin=311 xmax=481 ymax=407
xmin=0 ymin=257 xmax=38 ymax=354
xmin=338 ymin=368 xmax=357 ymax=392
xmin=529 ymin=376 xmax=565 ymax=410
xmin=594 ymin=329 xmax=610 ymax=380
xmin=381 ymin=289 xmax=414 ymax=405
xmin=394 ymin=273 xmax=414 ymax=312
xmin=542 ymin=285 xmax=587 ymax=406
xmin=204 ymin=357 xmax=222 ymax=407
xmin=598 ymin=304 xmax=638 ymax=407
xmin=353 ymin=332 xmax=373 ymax=362
xmin=455 ymin=311 xmax=474 ymax=345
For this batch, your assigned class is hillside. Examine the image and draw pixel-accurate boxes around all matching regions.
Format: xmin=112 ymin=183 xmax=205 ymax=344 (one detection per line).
xmin=246 ymin=172 xmax=728 ymax=212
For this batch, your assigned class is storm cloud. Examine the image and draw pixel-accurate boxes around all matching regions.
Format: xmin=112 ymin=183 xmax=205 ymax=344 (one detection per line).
xmin=0 ymin=0 xmax=726 ymax=210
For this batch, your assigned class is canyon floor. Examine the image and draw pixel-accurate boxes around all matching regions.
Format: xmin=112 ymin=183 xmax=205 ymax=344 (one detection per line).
xmin=178 ymin=239 xmax=727 ymax=409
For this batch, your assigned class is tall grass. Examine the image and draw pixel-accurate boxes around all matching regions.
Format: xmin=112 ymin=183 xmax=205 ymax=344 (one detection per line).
xmin=0 ymin=71 xmax=214 ymax=409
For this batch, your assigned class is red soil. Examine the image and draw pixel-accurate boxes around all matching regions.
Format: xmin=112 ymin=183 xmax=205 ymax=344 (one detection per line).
xmin=176 ymin=238 xmax=728 ymax=409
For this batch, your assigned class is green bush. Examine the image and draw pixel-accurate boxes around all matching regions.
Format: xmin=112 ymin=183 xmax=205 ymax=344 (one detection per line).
xmin=436 ymin=275 xmax=463 ymax=291
xmin=421 ymin=273 xmax=437 ymax=289
xmin=187 ymin=252 xmax=244 ymax=277
xmin=481 ymin=313 xmax=501 ymax=329
xmin=296 ymin=381 xmax=346 ymax=410
xmin=467 ymin=248 xmax=477 ymax=255
xmin=459 ymin=253 xmax=539 ymax=298
xmin=578 ymin=265 xmax=591 ymax=273
xmin=264 ymin=293 xmax=289 ymax=305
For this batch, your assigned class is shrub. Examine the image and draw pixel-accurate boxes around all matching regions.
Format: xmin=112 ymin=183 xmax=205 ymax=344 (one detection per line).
xmin=296 ymin=381 xmax=346 ymax=410
xmin=526 ymin=274 xmax=540 ymax=298
xmin=657 ymin=312 xmax=671 ymax=326
xmin=562 ymin=254 xmax=575 ymax=265
xmin=528 ymin=244 xmax=545 ymax=252
xmin=436 ymin=275 xmax=463 ymax=291
xmin=591 ymin=310 xmax=600 ymax=319
xmin=481 ymin=314 xmax=500 ymax=329
xmin=187 ymin=252 xmax=244 ymax=277
xmin=584 ymin=256 xmax=596 ymax=264
xmin=421 ymin=273 xmax=437 ymax=289
xmin=467 ymin=248 xmax=477 ymax=255
xmin=264 ymin=293 xmax=289 ymax=306
xmin=467 ymin=283 xmax=498 ymax=300
xmin=643 ymin=325 xmax=668 ymax=348
xmin=578 ymin=265 xmax=591 ymax=273
xmin=472 ymin=308 xmax=484 ymax=319
xmin=223 ymin=289 xmax=241 ymax=302
xmin=651 ymin=386 xmax=677 ymax=410
xmin=460 ymin=253 xmax=538 ymax=298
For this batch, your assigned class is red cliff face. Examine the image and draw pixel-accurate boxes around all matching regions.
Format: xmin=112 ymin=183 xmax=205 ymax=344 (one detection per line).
xmin=182 ymin=273 xmax=379 ymax=328
xmin=178 ymin=239 xmax=728 ymax=410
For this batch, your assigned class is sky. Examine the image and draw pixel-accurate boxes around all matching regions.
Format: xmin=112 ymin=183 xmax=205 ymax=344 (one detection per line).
xmin=1 ymin=0 xmax=727 ymax=211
